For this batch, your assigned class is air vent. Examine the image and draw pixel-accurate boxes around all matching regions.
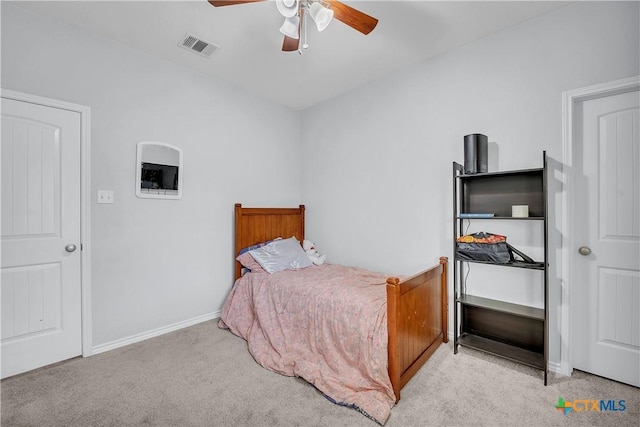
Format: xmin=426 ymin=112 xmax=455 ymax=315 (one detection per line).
xmin=179 ymin=33 xmax=218 ymax=58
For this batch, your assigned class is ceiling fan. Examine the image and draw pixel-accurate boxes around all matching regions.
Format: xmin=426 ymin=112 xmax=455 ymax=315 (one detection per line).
xmin=208 ymin=0 xmax=378 ymax=53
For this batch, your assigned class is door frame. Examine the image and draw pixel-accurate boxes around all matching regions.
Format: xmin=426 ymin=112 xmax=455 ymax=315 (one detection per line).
xmin=1 ymin=88 xmax=93 ymax=357
xmin=560 ymin=75 xmax=640 ymax=376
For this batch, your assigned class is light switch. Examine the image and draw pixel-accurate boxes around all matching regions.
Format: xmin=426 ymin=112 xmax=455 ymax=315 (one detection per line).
xmin=97 ymin=190 xmax=114 ymax=204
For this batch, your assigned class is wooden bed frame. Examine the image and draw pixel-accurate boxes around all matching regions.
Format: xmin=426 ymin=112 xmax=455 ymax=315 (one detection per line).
xmin=234 ymin=203 xmax=448 ymax=401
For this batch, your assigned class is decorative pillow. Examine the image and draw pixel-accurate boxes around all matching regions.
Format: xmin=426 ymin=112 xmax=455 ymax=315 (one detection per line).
xmin=238 ymin=237 xmax=281 ymax=256
xmin=236 ymin=252 xmax=265 ymax=273
xmin=248 ymin=236 xmax=312 ymax=274
xmin=236 ymin=238 xmax=282 ymax=274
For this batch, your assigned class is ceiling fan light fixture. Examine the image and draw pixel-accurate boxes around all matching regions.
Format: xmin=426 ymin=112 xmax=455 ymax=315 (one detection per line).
xmin=276 ymin=0 xmax=299 ymax=18
xmin=279 ymin=15 xmax=300 ymax=39
xmin=209 ymin=0 xmax=378 ymax=53
xmin=308 ymin=2 xmax=333 ymax=32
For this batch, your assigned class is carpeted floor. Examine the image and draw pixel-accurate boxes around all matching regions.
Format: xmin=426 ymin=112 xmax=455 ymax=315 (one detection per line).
xmin=1 ymin=319 xmax=638 ymax=426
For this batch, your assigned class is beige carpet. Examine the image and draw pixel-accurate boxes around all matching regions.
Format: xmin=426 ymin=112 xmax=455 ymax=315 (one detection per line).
xmin=1 ymin=319 xmax=638 ymax=426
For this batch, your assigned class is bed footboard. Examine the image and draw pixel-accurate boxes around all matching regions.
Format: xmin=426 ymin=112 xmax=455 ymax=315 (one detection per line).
xmin=386 ymin=257 xmax=448 ymax=401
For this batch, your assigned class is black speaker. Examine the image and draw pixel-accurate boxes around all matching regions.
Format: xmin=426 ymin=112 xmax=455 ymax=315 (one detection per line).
xmin=464 ymin=136 xmax=477 ymax=174
xmin=476 ymin=136 xmax=488 ymax=173
xmin=464 ymin=134 xmax=488 ymax=174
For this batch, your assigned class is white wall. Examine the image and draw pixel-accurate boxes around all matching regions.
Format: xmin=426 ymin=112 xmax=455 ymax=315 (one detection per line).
xmin=2 ymin=1 xmax=638 ymax=364
xmin=1 ymin=4 xmax=302 ymax=348
xmin=300 ymin=1 xmax=639 ymax=365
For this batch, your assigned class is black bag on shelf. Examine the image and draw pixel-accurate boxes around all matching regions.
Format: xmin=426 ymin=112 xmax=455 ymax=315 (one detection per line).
xmin=456 ymin=232 xmax=511 ymax=263
xmin=456 ymin=231 xmax=537 ymax=265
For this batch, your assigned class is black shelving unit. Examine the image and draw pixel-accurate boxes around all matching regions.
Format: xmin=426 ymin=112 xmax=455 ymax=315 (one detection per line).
xmin=453 ymin=152 xmax=549 ymax=385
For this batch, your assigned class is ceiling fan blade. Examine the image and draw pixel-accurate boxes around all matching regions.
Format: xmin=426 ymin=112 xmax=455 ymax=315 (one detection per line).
xmin=282 ymin=7 xmax=303 ymax=52
xmin=326 ymin=0 xmax=378 ymax=35
xmin=208 ymin=0 xmax=266 ymax=7
xmin=282 ymin=36 xmax=300 ymax=52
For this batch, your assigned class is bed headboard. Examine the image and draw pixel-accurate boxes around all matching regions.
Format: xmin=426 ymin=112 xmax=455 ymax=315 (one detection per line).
xmin=234 ymin=203 xmax=305 ymax=280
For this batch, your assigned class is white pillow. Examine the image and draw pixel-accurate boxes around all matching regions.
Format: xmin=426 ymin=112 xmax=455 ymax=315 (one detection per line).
xmin=248 ymin=236 xmax=312 ymax=274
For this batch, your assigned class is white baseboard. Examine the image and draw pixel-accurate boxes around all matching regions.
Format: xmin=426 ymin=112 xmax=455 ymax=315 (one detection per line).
xmin=548 ymin=360 xmax=567 ymax=376
xmin=90 ymin=311 xmax=220 ymax=356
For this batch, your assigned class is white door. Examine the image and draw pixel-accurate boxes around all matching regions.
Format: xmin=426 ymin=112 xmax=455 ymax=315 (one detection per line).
xmin=1 ymin=97 xmax=82 ymax=378
xmin=571 ymin=83 xmax=640 ymax=387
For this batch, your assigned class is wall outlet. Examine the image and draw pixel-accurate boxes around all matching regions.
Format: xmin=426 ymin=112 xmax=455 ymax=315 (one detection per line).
xmin=97 ymin=190 xmax=114 ymax=204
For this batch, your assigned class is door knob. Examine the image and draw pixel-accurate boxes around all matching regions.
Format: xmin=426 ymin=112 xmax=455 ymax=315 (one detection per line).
xmin=65 ymin=244 xmax=77 ymax=253
xmin=578 ymin=246 xmax=591 ymax=256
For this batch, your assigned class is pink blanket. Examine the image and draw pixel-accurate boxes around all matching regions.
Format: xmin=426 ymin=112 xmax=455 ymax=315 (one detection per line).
xmin=218 ymin=263 xmax=396 ymax=423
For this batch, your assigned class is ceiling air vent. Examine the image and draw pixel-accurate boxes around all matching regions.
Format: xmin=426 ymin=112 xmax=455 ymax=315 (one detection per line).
xmin=179 ymin=33 xmax=218 ymax=58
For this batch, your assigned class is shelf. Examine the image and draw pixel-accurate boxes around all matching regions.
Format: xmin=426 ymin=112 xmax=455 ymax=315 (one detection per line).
xmin=457 ymin=295 xmax=544 ymax=320
xmin=458 ymin=170 xmax=544 ymax=217
xmin=454 ymin=257 xmax=545 ymax=270
xmin=457 ymin=168 xmax=543 ymax=180
xmin=458 ymin=333 xmax=545 ymax=370
xmin=457 ymin=216 xmax=545 ymax=221
xmin=452 ymin=153 xmax=549 ymax=384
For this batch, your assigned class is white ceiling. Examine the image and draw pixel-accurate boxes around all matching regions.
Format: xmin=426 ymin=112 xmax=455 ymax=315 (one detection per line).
xmin=12 ymin=1 xmax=571 ymax=110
